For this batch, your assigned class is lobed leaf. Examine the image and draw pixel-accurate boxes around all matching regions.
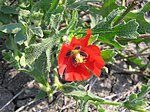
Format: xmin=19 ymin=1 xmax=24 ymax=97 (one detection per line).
xmin=124 ymin=2 xmax=150 ymax=34
xmin=0 ymin=5 xmax=18 ymax=14
xmin=0 ymin=23 xmax=21 ymax=34
xmin=101 ymin=49 xmax=117 ymax=62
xmin=31 ymin=27 xmax=44 ymax=37
xmin=25 ymin=37 xmax=55 ymax=65
xmin=93 ymin=8 xmax=139 ymax=48
xmin=98 ymin=0 xmax=120 ymax=17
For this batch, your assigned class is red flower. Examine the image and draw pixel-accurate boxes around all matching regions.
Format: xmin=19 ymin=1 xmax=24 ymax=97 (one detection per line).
xmin=58 ymin=29 xmax=104 ymax=81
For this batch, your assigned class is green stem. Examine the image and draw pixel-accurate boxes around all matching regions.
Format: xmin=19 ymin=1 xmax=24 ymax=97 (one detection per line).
xmin=139 ymin=46 xmax=150 ymax=54
xmin=35 ymin=82 xmax=53 ymax=95
xmin=54 ymin=74 xmax=63 ymax=90
xmin=113 ymin=1 xmax=138 ymax=26
xmin=97 ymin=101 xmax=122 ymax=106
xmin=53 ymin=69 xmax=63 ymax=90
xmin=121 ymin=0 xmax=125 ymax=7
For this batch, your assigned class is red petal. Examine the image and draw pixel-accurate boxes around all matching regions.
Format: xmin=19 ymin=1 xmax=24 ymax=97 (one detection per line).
xmin=70 ymin=29 xmax=92 ymax=48
xmin=58 ymin=64 xmax=66 ymax=76
xmin=95 ymin=56 xmax=105 ymax=69
xmin=85 ymin=62 xmax=101 ymax=76
xmin=58 ymin=44 xmax=71 ymax=66
xmin=70 ymin=36 xmax=81 ymax=48
xmin=65 ymin=58 xmax=91 ymax=81
xmin=79 ymin=29 xmax=91 ymax=46
xmin=83 ymin=45 xmax=104 ymax=76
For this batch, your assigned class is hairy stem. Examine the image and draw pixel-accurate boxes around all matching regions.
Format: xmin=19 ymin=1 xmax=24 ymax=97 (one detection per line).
xmin=98 ymin=101 xmax=122 ymax=106
xmin=113 ymin=1 xmax=138 ymax=26
xmin=121 ymin=0 xmax=125 ymax=7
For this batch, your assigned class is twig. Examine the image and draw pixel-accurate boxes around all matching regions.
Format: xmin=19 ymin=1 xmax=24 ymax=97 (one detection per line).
xmin=138 ymin=34 xmax=150 ymax=38
xmin=145 ymin=106 xmax=150 ymax=110
xmin=0 ymin=80 xmax=35 ymax=112
xmin=110 ymin=64 xmax=150 ymax=77
xmin=113 ymin=1 xmax=139 ymax=26
xmin=10 ymin=0 xmax=16 ymax=6
xmin=104 ymin=93 xmax=120 ymax=100
xmin=48 ymin=91 xmax=63 ymax=105
xmin=61 ymin=102 xmax=76 ymax=111
xmin=87 ymin=78 xmax=98 ymax=92
xmin=0 ymin=89 xmax=25 ymax=112
xmin=121 ymin=0 xmax=126 ymax=7
xmin=15 ymin=100 xmax=36 ymax=112
xmin=139 ymin=46 xmax=150 ymax=54
xmin=128 ymin=52 xmax=150 ymax=58
xmin=87 ymin=2 xmax=102 ymax=8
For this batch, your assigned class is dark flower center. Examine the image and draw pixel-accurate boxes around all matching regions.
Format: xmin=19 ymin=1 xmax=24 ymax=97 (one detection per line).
xmin=66 ymin=46 xmax=88 ymax=66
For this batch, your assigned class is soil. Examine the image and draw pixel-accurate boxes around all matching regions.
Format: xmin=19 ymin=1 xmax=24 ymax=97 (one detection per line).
xmin=0 ymin=53 xmax=149 ymax=112
xmin=0 ymin=0 xmax=150 ymax=112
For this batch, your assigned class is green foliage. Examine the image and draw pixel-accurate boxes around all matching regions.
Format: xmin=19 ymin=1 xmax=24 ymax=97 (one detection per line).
xmin=124 ymin=2 xmax=150 ymax=34
xmin=0 ymin=5 xmax=18 ymax=14
xmin=0 ymin=23 xmax=21 ymax=33
xmin=98 ymin=0 xmax=119 ymax=17
xmin=25 ymin=37 xmax=55 ymax=65
xmin=1 ymin=0 xmax=150 ymax=111
xmin=123 ymin=81 xmax=150 ymax=112
xmin=101 ymin=49 xmax=117 ymax=62
xmin=93 ymin=9 xmax=139 ymax=48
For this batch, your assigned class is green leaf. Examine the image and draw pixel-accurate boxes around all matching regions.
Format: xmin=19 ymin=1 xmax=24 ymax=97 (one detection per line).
xmin=25 ymin=36 xmax=55 ymax=65
xmin=101 ymin=49 xmax=117 ymax=62
xmin=65 ymin=9 xmax=78 ymax=34
xmin=65 ymin=90 xmax=104 ymax=102
xmin=0 ymin=0 xmax=5 ymax=7
xmin=20 ymin=53 xmax=26 ymax=67
xmin=89 ymin=11 xmax=102 ymax=28
xmin=14 ymin=30 xmax=27 ymax=45
xmin=35 ymin=90 xmax=47 ymax=100
xmin=124 ymin=95 xmax=148 ymax=112
xmin=140 ymin=2 xmax=150 ymax=13
xmin=93 ymin=8 xmax=139 ymax=48
xmin=68 ymin=0 xmax=94 ymax=10
xmin=99 ymin=0 xmax=120 ymax=17
xmin=0 ymin=6 xmax=18 ymax=14
xmin=98 ymin=20 xmax=139 ymax=48
xmin=99 ymin=20 xmax=139 ymax=38
xmin=81 ymin=100 xmax=88 ymax=112
xmin=123 ymin=81 xmax=150 ymax=112
xmin=46 ymin=48 xmax=51 ymax=72
xmin=28 ymin=53 xmax=49 ymax=85
xmin=97 ymin=105 xmax=105 ymax=112
xmin=128 ymin=57 xmax=146 ymax=68
xmin=129 ymin=93 xmax=137 ymax=101
xmin=118 ymin=37 xmax=150 ymax=46
xmin=124 ymin=2 xmax=150 ymax=33
xmin=34 ymin=0 xmax=52 ymax=12
xmin=94 ymin=8 xmax=122 ymax=29
xmin=31 ymin=27 xmax=44 ymax=37
xmin=49 ymin=0 xmax=59 ymax=13
xmin=138 ymin=80 xmax=150 ymax=97
xmin=0 ymin=12 xmax=11 ymax=24
xmin=49 ymin=14 xmax=62 ymax=31
xmin=0 ymin=23 xmax=21 ymax=33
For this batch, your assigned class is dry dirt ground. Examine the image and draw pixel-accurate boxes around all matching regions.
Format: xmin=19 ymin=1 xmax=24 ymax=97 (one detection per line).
xmin=0 ymin=55 xmax=149 ymax=112
xmin=0 ymin=0 xmax=150 ymax=112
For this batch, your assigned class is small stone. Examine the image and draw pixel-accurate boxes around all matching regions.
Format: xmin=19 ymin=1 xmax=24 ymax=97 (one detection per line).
xmin=0 ymin=87 xmax=15 ymax=112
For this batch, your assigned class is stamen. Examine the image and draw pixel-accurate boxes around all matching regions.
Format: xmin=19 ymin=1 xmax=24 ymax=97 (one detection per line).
xmin=71 ymin=50 xmax=88 ymax=66
xmin=75 ymin=53 xmax=86 ymax=64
